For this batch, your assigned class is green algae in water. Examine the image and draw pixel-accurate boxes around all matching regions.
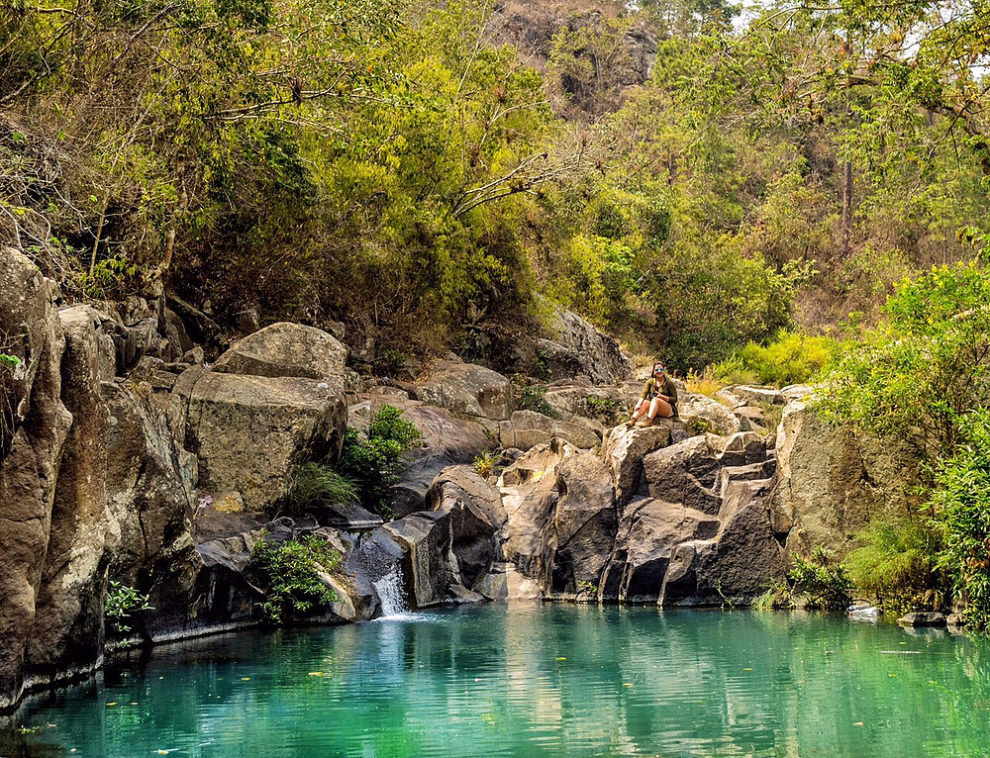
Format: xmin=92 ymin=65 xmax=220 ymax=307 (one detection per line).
xmin=7 ymin=605 xmax=990 ymax=757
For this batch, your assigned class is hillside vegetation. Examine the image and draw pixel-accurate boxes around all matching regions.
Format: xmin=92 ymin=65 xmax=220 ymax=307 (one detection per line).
xmin=4 ymin=0 xmax=989 ymax=370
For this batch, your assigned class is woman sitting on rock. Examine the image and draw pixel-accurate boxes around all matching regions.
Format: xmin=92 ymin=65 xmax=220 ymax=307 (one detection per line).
xmin=627 ymin=362 xmax=677 ymax=427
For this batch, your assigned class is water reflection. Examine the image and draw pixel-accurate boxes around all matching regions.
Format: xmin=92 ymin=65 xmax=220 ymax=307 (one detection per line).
xmin=6 ymin=605 xmax=990 ymax=757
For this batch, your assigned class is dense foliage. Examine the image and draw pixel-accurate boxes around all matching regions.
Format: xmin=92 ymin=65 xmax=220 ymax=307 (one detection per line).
xmin=6 ymin=0 xmax=990 ymax=368
xmin=818 ymin=263 xmax=990 ymax=462
xmin=844 ymin=518 xmax=946 ymax=616
xmin=336 ymin=404 xmax=422 ymax=516
xmin=929 ymin=410 xmax=990 ymax=629
xmin=250 ymin=534 xmax=341 ymax=625
xmin=283 ymin=462 xmax=359 ymax=516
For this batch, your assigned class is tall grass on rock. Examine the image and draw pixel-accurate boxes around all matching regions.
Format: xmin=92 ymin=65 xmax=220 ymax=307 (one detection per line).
xmin=282 ymin=463 xmax=358 ymax=516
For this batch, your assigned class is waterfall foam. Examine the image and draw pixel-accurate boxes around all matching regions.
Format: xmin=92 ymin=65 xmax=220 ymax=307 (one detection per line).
xmin=372 ymin=565 xmax=412 ymax=620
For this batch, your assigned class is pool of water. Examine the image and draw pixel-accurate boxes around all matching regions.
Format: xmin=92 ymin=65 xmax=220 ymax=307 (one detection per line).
xmin=4 ymin=605 xmax=990 ymax=757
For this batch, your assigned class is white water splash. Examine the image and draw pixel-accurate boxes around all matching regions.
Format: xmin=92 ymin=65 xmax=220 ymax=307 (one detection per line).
xmin=372 ymin=566 xmax=408 ymax=619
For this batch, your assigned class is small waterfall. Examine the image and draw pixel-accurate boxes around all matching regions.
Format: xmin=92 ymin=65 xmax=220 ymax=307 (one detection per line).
xmin=372 ymin=566 xmax=408 ymax=619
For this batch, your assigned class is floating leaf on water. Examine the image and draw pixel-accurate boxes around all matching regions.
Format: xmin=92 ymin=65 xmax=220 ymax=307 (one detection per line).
xmin=743 ymin=668 xmax=754 ymax=671
xmin=854 ymin=722 xmax=864 ymax=727
xmin=106 ymin=702 xmax=118 ymax=707
xmin=308 ymin=672 xmax=324 ymax=677
xmin=623 ymin=683 xmax=632 ymax=687
xmin=555 ymin=657 xmax=567 ymax=661
xmin=241 ymin=677 xmax=251 ymax=681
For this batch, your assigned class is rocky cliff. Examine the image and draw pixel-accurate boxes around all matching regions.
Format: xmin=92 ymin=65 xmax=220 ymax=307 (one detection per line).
xmin=0 ymin=244 xmax=901 ymax=713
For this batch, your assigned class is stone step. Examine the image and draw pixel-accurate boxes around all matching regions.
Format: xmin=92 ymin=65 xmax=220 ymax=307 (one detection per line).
xmin=717 ymin=459 xmax=776 ymax=494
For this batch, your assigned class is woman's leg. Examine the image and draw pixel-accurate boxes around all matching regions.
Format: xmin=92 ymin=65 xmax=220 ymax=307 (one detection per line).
xmin=629 ymin=399 xmax=647 ymax=423
xmin=646 ymin=396 xmax=673 ymax=421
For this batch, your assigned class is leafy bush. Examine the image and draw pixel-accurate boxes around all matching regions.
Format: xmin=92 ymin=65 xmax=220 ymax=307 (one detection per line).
xmin=788 ymin=547 xmax=852 ymax=611
xmin=250 ymin=534 xmax=340 ymax=626
xmin=282 ymin=463 xmax=358 ymax=516
xmin=105 ymin=580 xmax=152 ymax=636
xmin=845 ymin=518 xmax=945 ymax=616
xmin=929 ymin=409 xmax=990 ymax=629
xmin=712 ymin=330 xmax=840 ymax=387
xmin=817 ymin=263 xmax=990 ymax=462
xmin=75 ymin=255 xmax=140 ymax=300
xmin=336 ymin=405 xmax=422 ymax=517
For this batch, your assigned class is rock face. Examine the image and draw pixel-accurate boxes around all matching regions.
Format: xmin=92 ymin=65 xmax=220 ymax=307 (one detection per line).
xmin=490 ymin=1 xmax=658 ymax=117
xmin=173 ymin=367 xmax=347 ymax=511
xmin=0 ymin=247 xmax=72 ymax=711
xmin=536 ymin=305 xmax=630 ymax=385
xmin=601 ymin=423 xmax=672 ymax=504
xmin=213 ymin=322 xmax=349 ymax=386
xmin=26 ymin=307 xmax=115 ymax=680
xmin=413 ymin=359 xmax=512 ymax=420
xmin=772 ymin=394 xmax=914 ymax=553
xmin=498 ymin=409 xmax=602 ymax=450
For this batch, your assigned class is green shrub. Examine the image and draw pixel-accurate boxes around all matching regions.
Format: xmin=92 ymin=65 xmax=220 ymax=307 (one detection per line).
xmin=712 ymin=330 xmax=840 ymax=387
xmin=105 ymin=580 xmax=152 ymax=636
xmin=250 ymin=534 xmax=340 ymax=625
xmin=929 ymin=408 xmax=990 ymax=629
xmin=336 ymin=405 xmax=422 ymax=517
xmin=816 ymin=263 xmax=990 ymax=463
xmin=788 ymin=547 xmax=852 ymax=611
xmin=845 ymin=519 xmax=945 ymax=615
xmin=282 ymin=463 xmax=358 ymax=516
xmin=75 ymin=255 xmax=141 ymax=300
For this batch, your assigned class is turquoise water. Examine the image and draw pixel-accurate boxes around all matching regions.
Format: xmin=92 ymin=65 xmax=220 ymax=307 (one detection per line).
xmin=5 ymin=605 xmax=990 ymax=757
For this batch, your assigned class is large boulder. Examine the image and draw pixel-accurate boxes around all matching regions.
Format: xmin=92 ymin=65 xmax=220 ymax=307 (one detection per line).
xmin=498 ymin=440 xmax=574 ymax=592
xmin=600 ymin=422 xmax=672 ymax=505
xmin=102 ymin=381 xmax=200 ymax=639
xmin=173 ymin=367 xmax=346 ymax=511
xmin=677 ymin=393 xmax=744 ymax=436
xmin=546 ymin=451 xmax=616 ymax=598
xmin=661 ymin=478 xmax=787 ymax=606
xmin=348 ymin=395 xmax=490 ymax=517
xmin=413 ymin=359 xmax=512 ymax=420
xmin=642 ymin=436 xmax=722 ymax=515
xmin=542 ymin=383 xmax=627 ymax=426
xmin=213 ymin=322 xmax=349 ymax=387
xmin=427 ymin=466 xmax=505 ymax=594
xmin=772 ymin=396 xmax=916 ymax=554
xmin=25 ymin=307 xmax=116 ymax=680
xmin=0 ymin=247 xmax=72 ymax=711
xmin=498 ymin=409 xmax=602 ymax=450
xmin=600 ymin=499 xmax=719 ymax=603
xmin=383 ymin=511 xmax=452 ymax=608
